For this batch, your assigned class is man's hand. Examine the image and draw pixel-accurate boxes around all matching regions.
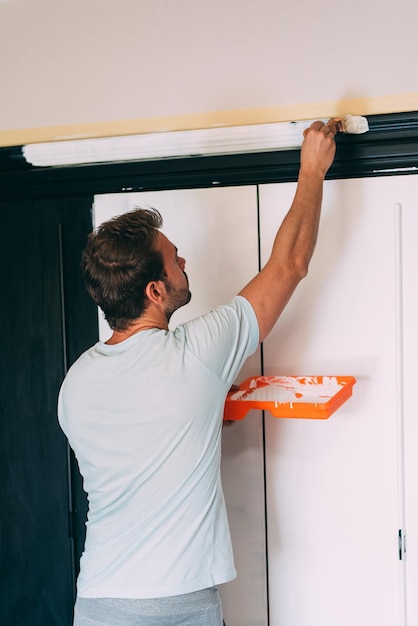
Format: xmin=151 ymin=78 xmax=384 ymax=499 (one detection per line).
xmin=223 ymin=385 xmax=239 ymax=428
xmin=301 ymin=120 xmax=337 ymax=178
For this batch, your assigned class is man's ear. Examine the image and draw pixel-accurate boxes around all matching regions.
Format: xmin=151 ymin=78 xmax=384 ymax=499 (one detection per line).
xmin=145 ymin=280 xmax=165 ymax=305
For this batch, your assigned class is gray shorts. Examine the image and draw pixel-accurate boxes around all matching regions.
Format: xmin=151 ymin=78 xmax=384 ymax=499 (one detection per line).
xmin=73 ymin=586 xmax=223 ymax=626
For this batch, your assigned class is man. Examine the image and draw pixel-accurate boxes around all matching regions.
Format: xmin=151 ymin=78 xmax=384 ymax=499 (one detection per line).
xmin=58 ymin=120 xmax=337 ymax=625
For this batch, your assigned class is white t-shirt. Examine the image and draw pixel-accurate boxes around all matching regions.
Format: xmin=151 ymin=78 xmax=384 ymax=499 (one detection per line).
xmin=58 ymin=296 xmax=259 ymax=599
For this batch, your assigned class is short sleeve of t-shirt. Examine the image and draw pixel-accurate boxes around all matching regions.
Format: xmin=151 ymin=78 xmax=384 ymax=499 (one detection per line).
xmin=178 ymin=295 xmax=259 ymax=387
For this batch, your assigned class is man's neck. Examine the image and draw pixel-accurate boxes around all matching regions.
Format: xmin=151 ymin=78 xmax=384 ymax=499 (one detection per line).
xmin=105 ymin=311 xmax=168 ymax=345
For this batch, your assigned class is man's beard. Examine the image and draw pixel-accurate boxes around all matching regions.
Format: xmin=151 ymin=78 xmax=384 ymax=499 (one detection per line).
xmin=163 ymin=275 xmax=192 ymax=321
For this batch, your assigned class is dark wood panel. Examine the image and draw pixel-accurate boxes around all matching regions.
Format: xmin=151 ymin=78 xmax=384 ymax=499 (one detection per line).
xmin=0 ymin=198 xmax=96 ymax=626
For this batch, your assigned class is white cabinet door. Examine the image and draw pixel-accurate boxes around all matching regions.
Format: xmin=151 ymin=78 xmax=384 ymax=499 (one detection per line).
xmin=259 ymin=177 xmax=414 ymax=626
xmin=398 ymin=176 xmax=418 ymax=626
xmin=94 ymin=186 xmax=268 ymax=626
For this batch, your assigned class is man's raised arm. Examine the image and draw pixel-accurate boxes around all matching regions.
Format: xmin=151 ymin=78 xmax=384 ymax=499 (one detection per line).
xmin=239 ymin=120 xmax=337 ymax=343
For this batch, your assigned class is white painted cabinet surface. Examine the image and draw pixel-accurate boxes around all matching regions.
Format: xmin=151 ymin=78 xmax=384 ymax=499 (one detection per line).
xmin=397 ymin=177 xmax=418 ymax=626
xmin=94 ymin=187 xmax=268 ymax=626
xmin=93 ymin=174 xmax=417 ymax=626
xmin=259 ymin=175 xmax=417 ymax=626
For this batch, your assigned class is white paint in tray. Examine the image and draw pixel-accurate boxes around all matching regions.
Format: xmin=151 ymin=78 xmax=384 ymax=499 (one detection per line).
xmin=231 ymin=376 xmax=344 ymax=405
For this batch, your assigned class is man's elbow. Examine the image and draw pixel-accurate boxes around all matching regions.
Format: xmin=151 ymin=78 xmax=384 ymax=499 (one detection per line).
xmin=291 ymin=256 xmax=310 ymax=281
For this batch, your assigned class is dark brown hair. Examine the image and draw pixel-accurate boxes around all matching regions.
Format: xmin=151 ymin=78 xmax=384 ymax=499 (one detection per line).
xmin=82 ymin=208 xmax=164 ymax=331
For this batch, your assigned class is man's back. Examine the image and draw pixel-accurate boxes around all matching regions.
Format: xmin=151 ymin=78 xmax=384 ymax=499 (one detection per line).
xmin=58 ymin=297 xmax=258 ymax=599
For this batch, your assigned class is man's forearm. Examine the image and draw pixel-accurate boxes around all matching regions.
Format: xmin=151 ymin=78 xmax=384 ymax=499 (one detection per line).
xmin=270 ymin=168 xmax=325 ymax=280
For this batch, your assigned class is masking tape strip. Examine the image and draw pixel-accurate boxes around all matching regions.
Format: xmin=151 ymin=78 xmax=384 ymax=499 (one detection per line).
xmin=1 ymin=93 xmax=418 ymax=148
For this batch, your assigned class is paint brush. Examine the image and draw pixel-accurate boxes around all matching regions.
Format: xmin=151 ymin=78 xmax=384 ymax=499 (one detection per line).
xmin=303 ymin=115 xmax=369 ymax=138
xmin=336 ymin=114 xmax=369 ymax=134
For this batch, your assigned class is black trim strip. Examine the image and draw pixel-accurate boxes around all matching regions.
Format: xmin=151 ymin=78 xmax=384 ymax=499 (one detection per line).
xmin=1 ymin=112 xmax=417 ymax=200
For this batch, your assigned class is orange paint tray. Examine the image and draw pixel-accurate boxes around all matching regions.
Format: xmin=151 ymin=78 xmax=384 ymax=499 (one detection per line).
xmin=224 ymin=375 xmax=356 ymax=420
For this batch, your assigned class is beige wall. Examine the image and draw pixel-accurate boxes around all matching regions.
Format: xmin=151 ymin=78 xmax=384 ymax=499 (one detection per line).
xmin=1 ymin=0 xmax=417 ymax=145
